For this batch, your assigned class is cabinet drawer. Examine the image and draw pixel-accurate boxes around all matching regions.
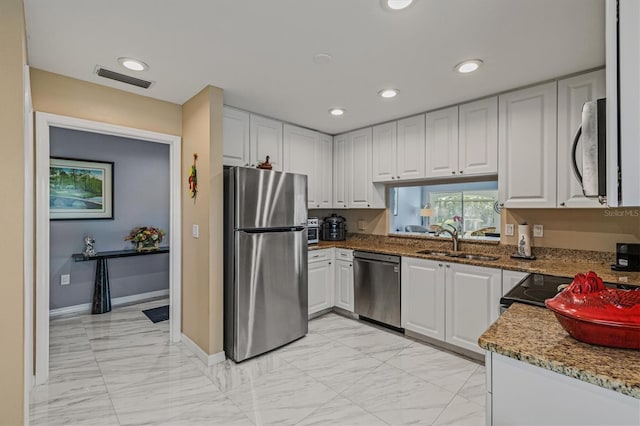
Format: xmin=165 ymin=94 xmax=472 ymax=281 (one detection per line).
xmin=308 ymin=248 xmax=332 ymax=263
xmin=335 ymin=248 xmax=353 ymax=261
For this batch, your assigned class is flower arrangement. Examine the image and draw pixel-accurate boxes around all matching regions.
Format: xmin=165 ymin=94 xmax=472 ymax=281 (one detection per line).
xmin=125 ymin=226 xmax=165 ymax=251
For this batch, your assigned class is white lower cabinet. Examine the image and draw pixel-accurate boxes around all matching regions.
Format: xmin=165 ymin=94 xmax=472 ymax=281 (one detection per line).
xmin=308 ymin=249 xmax=334 ymax=316
xmin=445 ymin=263 xmax=502 ymax=354
xmin=334 ymin=259 xmax=354 ymax=312
xmin=488 ymin=352 xmax=640 ymax=426
xmin=401 ymin=257 xmax=445 ymax=340
xmin=401 ymin=257 xmax=502 ymax=354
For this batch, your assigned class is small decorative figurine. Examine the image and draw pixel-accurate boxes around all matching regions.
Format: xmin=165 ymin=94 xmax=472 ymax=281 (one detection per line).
xmin=83 ymin=236 xmax=96 ymax=257
xmin=257 ymin=155 xmax=273 ymax=170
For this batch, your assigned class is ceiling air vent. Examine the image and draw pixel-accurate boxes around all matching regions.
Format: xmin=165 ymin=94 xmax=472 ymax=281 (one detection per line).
xmin=95 ymin=66 xmax=153 ymax=89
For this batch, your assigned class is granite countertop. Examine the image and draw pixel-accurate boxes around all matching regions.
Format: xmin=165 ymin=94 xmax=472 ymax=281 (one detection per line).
xmin=310 ymin=238 xmax=640 ymax=286
xmin=478 ymin=303 xmax=640 ymax=399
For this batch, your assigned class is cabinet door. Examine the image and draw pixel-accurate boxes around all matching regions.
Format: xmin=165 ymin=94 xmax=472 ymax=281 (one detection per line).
xmin=445 ymin=263 xmax=502 ymax=354
xmin=426 ymin=106 xmax=459 ymax=177
xmin=284 ymin=124 xmax=319 ymax=209
xmin=308 ymin=259 xmax=333 ymax=316
xmin=557 ymin=70 xmax=606 ymax=208
xmin=499 ymin=82 xmax=558 ymax=208
xmin=372 ymin=122 xmax=397 ymax=182
xmin=459 ymin=97 xmax=498 ymax=176
xmin=334 ymin=259 xmax=354 ymax=312
xmin=250 ymin=114 xmax=283 ymax=171
xmin=397 ymin=115 xmax=426 ymax=180
xmin=223 ymin=107 xmax=250 ymax=167
xmin=317 ymin=133 xmax=333 ymax=209
xmin=348 ymin=128 xmax=374 ymax=208
xmin=333 ymin=134 xmax=349 ymax=208
xmin=401 ymin=257 xmax=445 ymax=341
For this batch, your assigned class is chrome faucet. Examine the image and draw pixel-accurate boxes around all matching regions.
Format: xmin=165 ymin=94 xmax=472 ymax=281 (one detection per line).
xmin=435 ymin=224 xmax=460 ymax=252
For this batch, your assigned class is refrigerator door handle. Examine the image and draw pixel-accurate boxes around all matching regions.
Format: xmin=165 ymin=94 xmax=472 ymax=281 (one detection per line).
xmin=239 ymin=226 xmax=305 ymax=234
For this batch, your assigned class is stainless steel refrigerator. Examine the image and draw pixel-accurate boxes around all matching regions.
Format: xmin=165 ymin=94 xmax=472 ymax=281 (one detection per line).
xmin=223 ymin=166 xmax=308 ymax=362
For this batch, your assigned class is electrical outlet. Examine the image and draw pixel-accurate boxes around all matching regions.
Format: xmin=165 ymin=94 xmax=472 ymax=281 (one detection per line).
xmin=505 ymin=223 xmax=515 ymax=236
xmin=358 ymin=220 xmax=366 ymax=231
xmin=533 ymin=224 xmax=544 ymax=238
xmin=192 ymin=224 xmax=199 ymax=238
xmin=60 ymin=274 xmax=70 ymax=286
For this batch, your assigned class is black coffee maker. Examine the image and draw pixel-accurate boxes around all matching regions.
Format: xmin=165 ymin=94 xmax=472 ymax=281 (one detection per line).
xmin=321 ymin=214 xmax=347 ymax=241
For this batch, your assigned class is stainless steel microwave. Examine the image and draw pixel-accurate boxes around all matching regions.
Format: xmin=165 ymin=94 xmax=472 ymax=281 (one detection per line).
xmin=307 ymin=217 xmax=319 ymax=244
xmin=572 ymin=98 xmax=607 ymax=204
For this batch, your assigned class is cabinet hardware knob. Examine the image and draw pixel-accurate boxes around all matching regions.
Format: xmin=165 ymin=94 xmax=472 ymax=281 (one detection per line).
xmin=451 ymin=171 xmax=456 ymax=175
xmin=367 ymin=204 xmax=370 ymax=207
xmin=499 ymin=203 xmax=504 ymax=207
xmin=349 ymin=264 xmax=352 ymax=267
xmin=438 ymin=263 xmax=443 ymax=267
xmin=245 ymin=163 xmax=249 ymax=166
xmin=344 ymin=204 xmax=347 ymax=207
xmin=329 ymin=262 xmax=331 ymax=265
xmin=459 ymin=170 xmax=463 ymax=174
xmin=446 ymin=264 xmax=450 ymax=268
xmin=317 ymin=204 xmax=320 ymax=207
xmin=397 ymin=176 xmax=400 ymax=179
xmin=560 ymin=202 xmax=566 ymax=206
xmin=391 ymin=176 xmax=395 ymax=179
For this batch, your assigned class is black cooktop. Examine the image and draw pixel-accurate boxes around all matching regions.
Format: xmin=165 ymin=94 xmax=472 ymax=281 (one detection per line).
xmin=499 ymin=273 xmax=638 ymax=308
xmin=501 ymin=274 xmax=573 ymax=308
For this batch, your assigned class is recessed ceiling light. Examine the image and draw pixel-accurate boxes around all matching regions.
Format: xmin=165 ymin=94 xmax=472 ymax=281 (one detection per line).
xmin=329 ymin=108 xmax=345 ymax=116
xmin=379 ymin=89 xmax=399 ymax=98
xmin=313 ymin=53 xmax=333 ymax=65
xmin=455 ymin=59 xmax=483 ymax=74
xmin=382 ymin=0 xmax=414 ymax=11
xmin=117 ymin=57 xmax=149 ymax=72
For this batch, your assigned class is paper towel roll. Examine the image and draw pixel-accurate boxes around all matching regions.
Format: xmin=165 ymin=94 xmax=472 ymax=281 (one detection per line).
xmin=517 ymin=224 xmax=532 ymax=257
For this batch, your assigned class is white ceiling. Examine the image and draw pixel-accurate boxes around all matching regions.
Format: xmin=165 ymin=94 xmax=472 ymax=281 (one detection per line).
xmin=24 ymin=0 xmax=605 ymax=135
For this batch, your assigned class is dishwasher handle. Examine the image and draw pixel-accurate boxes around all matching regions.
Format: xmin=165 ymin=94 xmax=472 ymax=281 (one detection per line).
xmin=355 ymin=257 xmax=400 ymax=270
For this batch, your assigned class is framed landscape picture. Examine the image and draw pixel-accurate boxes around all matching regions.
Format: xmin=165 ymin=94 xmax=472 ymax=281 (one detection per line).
xmin=49 ymin=158 xmax=114 ymax=220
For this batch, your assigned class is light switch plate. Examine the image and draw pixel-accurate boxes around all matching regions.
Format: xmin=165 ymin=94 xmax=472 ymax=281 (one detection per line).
xmin=533 ymin=224 xmax=544 ymax=238
xmin=60 ymin=274 xmax=70 ymax=286
xmin=505 ymin=223 xmax=515 ymax=236
xmin=358 ymin=220 xmax=366 ymax=231
xmin=192 ymin=224 xmax=199 ymax=238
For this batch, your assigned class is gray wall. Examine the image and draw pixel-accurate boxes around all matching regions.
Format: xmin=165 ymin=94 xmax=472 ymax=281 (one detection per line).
xmin=390 ymin=186 xmax=423 ymax=232
xmin=49 ymin=127 xmax=170 ymax=309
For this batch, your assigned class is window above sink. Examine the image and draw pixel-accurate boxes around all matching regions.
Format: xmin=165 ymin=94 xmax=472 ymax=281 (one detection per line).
xmin=389 ymin=180 xmax=500 ymax=241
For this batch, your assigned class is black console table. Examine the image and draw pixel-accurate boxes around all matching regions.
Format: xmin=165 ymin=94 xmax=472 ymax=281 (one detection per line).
xmin=72 ymin=247 xmax=170 ymax=314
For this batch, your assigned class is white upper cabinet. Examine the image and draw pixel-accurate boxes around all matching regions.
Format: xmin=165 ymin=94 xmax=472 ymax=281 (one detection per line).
xmin=426 ymin=106 xmax=459 ymax=178
xmin=317 ymin=133 xmax=333 ymax=209
xmin=557 ymin=69 xmax=606 ymax=208
xmin=372 ymin=116 xmax=426 ymax=183
xmin=250 ymin=114 xmax=283 ymax=171
xmin=333 ymin=134 xmax=349 ymax=208
xmin=223 ymin=107 xmax=250 ymax=167
xmin=459 ymin=97 xmax=498 ymax=176
xmin=372 ymin=122 xmax=397 ymax=182
xmin=397 ymin=115 xmax=426 ymax=180
xmin=348 ymin=128 xmax=385 ymax=208
xmin=499 ymin=82 xmax=558 ymax=208
xmin=284 ymin=124 xmax=320 ymax=208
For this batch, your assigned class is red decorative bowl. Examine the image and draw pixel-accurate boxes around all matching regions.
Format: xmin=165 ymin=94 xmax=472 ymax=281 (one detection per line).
xmin=545 ymin=272 xmax=640 ymax=349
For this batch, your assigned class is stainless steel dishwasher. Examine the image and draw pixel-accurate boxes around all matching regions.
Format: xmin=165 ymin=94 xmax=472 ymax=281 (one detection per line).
xmin=353 ymin=251 xmax=401 ymax=328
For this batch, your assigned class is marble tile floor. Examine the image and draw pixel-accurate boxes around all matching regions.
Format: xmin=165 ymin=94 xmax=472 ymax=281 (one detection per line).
xmin=31 ymin=298 xmax=486 ymax=426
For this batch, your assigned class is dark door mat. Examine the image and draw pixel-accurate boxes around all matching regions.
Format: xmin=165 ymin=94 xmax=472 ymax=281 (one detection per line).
xmin=142 ymin=305 xmax=169 ymax=323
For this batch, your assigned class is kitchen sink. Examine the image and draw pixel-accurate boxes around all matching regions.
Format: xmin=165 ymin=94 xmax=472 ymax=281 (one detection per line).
xmin=416 ymin=250 xmax=499 ymax=261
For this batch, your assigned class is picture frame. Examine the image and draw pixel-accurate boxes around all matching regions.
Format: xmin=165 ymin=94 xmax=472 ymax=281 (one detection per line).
xmin=49 ymin=157 xmax=114 ymax=220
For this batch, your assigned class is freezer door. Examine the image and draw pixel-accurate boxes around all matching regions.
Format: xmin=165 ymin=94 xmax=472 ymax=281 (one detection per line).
xmin=232 ymin=228 xmax=308 ymax=361
xmin=233 ymin=167 xmax=307 ymax=229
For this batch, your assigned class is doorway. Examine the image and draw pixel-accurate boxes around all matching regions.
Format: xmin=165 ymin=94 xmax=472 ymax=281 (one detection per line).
xmin=34 ymin=112 xmax=182 ymax=385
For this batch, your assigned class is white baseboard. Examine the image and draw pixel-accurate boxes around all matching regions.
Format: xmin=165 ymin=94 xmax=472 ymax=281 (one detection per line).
xmin=181 ymin=333 xmax=226 ymax=366
xmin=49 ymin=289 xmax=170 ymax=318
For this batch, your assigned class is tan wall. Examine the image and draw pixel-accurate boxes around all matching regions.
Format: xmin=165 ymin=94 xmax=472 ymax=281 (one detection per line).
xmin=181 ymin=86 xmax=224 ymax=355
xmin=30 ymin=69 xmax=182 ymax=136
xmin=501 ymin=208 xmax=640 ymax=252
xmin=0 ymin=0 xmax=25 ymax=424
xmin=309 ymin=209 xmax=389 ymax=235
